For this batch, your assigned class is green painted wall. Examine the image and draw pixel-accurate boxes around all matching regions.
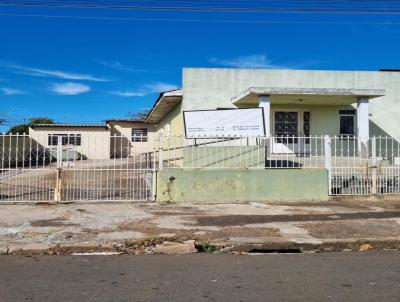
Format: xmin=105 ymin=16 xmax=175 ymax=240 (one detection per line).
xmin=157 ymin=169 xmax=329 ymax=203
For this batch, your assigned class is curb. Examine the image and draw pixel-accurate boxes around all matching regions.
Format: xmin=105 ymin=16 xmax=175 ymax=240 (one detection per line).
xmin=219 ymin=239 xmax=400 ymax=254
xmin=5 ymin=238 xmax=400 ymax=256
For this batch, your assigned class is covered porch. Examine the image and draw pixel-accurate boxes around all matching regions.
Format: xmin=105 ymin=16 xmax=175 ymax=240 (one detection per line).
xmin=232 ymin=87 xmax=385 ymax=154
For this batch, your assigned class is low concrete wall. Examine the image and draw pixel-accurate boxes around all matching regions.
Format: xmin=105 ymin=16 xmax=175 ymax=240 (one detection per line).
xmin=157 ymin=169 xmax=329 ymax=203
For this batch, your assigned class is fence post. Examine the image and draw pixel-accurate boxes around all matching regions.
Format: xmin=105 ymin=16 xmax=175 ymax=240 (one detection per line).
xmin=371 ymin=136 xmax=377 ymax=165
xmin=158 ymin=133 xmax=164 ymax=171
xmin=54 ymin=136 xmax=63 ymax=202
xmin=324 ymin=135 xmax=332 ymax=194
xmin=56 ymin=136 xmax=62 ymax=168
xmin=370 ymin=136 xmax=378 ymax=194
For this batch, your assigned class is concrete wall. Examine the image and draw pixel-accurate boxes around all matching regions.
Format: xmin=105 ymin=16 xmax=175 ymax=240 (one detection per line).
xmin=109 ymin=121 xmax=156 ymax=154
xmin=29 ymin=127 xmax=110 ymax=160
xmin=157 ymin=169 xmax=329 ymax=202
xmin=182 ymin=68 xmax=400 ymax=138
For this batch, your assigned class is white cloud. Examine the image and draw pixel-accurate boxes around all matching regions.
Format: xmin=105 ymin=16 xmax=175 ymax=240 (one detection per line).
xmin=96 ymin=59 xmax=146 ymax=73
xmin=51 ymin=82 xmax=90 ymax=95
xmin=209 ymin=54 xmax=283 ymax=69
xmin=1 ymin=62 xmax=109 ymax=81
xmin=111 ymin=91 xmax=145 ymax=97
xmin=143 ymin=82 xmax=178 ymax=92
xmin=0 ymin=87 xmax=26 ymax=95
xmin=111 ymin=82 xmax=178 ymax=98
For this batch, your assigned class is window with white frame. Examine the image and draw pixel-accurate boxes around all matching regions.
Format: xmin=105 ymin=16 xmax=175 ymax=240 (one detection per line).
xmin=339 ymin=109 xmax=356 ymax=136
xmin=131 ymin=128 xmax=148 ymax=142
xmin=48 ymin=134 xmax=81 ymax=146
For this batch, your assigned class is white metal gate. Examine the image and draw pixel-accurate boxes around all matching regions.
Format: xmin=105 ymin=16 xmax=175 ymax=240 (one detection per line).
xmin=329 ymin=137 xmax=400 ymax=195
xmin=0 ymin=134 xmax=155 ymax=202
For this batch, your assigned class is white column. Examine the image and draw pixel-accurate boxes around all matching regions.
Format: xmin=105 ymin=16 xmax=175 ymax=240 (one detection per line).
xmin=357 ymin=96 xmax=370 ymax=157
xmin=259 ymin=95 xmax=271 ymax=137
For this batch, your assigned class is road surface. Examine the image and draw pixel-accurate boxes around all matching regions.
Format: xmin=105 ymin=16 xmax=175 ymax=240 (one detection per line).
xmin=1 ymin=252 xmax=399 ymax=301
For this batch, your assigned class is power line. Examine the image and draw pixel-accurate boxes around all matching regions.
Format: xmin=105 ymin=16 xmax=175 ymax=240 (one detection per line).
xmin=1 ymin=12 xmax=400 ymax=24
xmin=1 ymin=0 xmax=400 ymax=14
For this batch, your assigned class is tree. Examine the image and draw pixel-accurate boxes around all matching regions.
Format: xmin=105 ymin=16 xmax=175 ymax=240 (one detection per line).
xmin=7 ymin=117 xmax=55 ymax=134
xmin=126 ymin=109 xmax=150 ymax=121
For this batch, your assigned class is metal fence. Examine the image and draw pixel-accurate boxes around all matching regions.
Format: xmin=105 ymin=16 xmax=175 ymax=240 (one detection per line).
xmin=0 ymin=134 xmax=155 ymax=202
xmin=2 ymin=133 xmax=400 ymax=201
xmin=157 ymin=135 xmax=326 ymax=169
xmin=158 ymin=135 xmax=400 ymax=196
xmin=330 ymin=136 xmax=400 ymax=195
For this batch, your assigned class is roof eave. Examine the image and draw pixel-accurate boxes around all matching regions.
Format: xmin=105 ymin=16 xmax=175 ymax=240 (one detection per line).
xmin=232 ymin=87 xmax=386 ymax=104
xmin=145 ymin=89 xmax=183 ymax=123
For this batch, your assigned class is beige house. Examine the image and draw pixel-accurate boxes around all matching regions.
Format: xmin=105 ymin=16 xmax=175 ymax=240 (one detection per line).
xmin=28 ymin=120 xmax=157 ymax=160
xmin=29 ymin=124 xmax=110 ymax=160
xmin=106 ymin=119 xmax=155 ymax=156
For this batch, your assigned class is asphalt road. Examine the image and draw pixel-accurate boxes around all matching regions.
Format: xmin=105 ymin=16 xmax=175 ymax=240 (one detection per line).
xmin=1 ymin=252 xmax=399 ymax=302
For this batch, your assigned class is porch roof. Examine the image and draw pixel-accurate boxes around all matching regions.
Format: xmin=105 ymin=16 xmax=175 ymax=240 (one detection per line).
xmin=232 ymin=87 xmax=385 ymax=106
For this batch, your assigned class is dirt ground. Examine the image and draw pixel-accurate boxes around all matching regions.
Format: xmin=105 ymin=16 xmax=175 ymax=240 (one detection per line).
xmin=1 ymin=200 xmax=400 ymax=254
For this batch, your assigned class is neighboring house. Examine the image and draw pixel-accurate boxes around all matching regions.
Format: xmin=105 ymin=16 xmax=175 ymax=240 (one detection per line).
xmin=28 ymin=120 xmax=157 ymax=161
xmin=29 ymin=124 xmax=110 ymax=160
xmin=106 ymin=119 xmax=155 ymax=156
xmin=147 ymin=68 xmax=400 ymax=142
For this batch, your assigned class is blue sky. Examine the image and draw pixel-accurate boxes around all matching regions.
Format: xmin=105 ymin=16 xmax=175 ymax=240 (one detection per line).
xmin=1 ymin=5 xmax=400 ymax=132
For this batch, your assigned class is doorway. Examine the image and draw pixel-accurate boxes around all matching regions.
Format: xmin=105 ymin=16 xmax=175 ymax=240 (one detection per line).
xmin=271 ymin=110 xmax=310 ymax=154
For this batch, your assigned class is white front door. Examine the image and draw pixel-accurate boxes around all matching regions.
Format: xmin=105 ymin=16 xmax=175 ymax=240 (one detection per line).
xmin=272 ymin=111 xmax=310 ymax=154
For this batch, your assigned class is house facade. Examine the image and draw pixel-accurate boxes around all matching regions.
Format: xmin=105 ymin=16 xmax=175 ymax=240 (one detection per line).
xmin=29 ymin=124 xmax=110 ymax=160
xmin=148 ymin=68 xmax=400 ymax=142
xmin=106 ymin=120 xmax=156 ymax=156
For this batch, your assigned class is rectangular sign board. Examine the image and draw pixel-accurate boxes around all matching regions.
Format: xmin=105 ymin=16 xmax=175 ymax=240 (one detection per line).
xmin=183 ymin=108 xmax=265 ymax=138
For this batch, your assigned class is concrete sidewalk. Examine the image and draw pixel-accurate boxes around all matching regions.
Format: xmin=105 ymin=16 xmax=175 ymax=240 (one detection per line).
xmin=1 ymin=200 xmax=400 ymax=254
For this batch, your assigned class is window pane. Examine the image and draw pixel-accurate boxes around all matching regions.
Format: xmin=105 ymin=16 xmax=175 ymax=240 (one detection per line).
xmin=274 ymin=112 xmax=298 ymax=143
xmin=132 ymin=128 xmax=148 ymax=142
xmin=274 ymin=112 xmax=298 ymax=136
xmin=48 ymin=135 xmax=58 ymax=146
xmin=303 ymin=112 xmax=310 ymax=134
xmin=47 ymin=134 xmax=81 ymax=146
xmin=340 ymin=115 xmax=354 ymax=135
xmin=75 ymin=135 xmax=81 ymax=146
xmin=303 ymin=111 xmax=310 ymax=123
xmin=62 ymin=136 xmax=69 ymax=145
